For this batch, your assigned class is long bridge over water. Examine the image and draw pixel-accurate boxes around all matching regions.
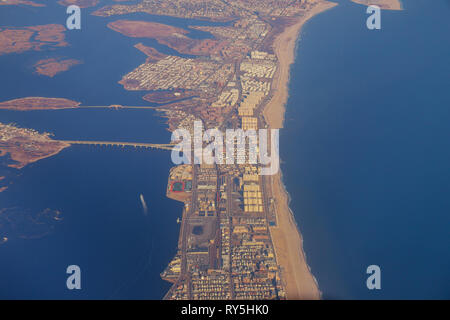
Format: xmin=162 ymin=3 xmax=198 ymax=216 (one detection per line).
xmin=59 ymin=140 xmax=176 ymax=151
xmin=78 ymin=105 xmax=160 ymax=110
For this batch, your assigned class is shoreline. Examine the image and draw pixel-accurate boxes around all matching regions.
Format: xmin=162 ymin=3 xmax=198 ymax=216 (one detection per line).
xmin=264 ymin=0 xmax=338 ymax=299
xmin=350 ymin=0 xmax=403 ymax=11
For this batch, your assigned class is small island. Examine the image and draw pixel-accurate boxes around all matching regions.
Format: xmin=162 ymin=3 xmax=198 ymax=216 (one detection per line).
xmin=0 ymin=122 xmax=70 ymax=169
xmin=57 ymin=0 xmax=99 ymax=8
xmin=0 ymin=0 xmax=45 ymax=7
xmin=0 ymin=24 xmax=68 ymax=56
xmin=0 ymin=97 xmax=80 ymax=111
xmin=33 ymin=58 xmax=82 ymax=77
xmin=0 ymin=176 xmax=6 ymax=193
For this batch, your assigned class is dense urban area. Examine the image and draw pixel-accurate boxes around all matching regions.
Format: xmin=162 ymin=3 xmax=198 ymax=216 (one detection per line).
xmin=0 ymin=0 xmax=328 ymax=299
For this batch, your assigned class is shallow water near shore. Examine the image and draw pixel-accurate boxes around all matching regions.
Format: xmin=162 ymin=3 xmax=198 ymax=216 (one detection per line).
xmin=283 ymin=0 xmax=450 ymax=299
xmin=1 ymin=0 xmax=449 ymax=299
xmin=0 ymin=2 xmax=223 ymax=299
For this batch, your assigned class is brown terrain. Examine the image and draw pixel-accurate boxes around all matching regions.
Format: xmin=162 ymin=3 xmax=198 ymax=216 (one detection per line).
xmin=0 ymin=0 xmax=44 ymax=7
xmin=33 ymin=58 xmax=82 ymax=77
xmin=107 ymin=20 xmax=193 ymax=54
xmin=108 ymin=20 xmax=189 ymax=39
xmin=351 ymin=0 xmax=403 ymax=10
xmin=134 ymin=43 xmax=167 ymax=63
xmin=58 ymin=0 xmax=99 ymax=8
xmin=0 ymin=24 xmax=67 ymax=55
xmin=0 ymin=97 xmax=80 ymax=111
xmin=0 ymin=144 xmax=66 ymax=169
xmin=0 ymin=176 xmax=6 ymax=193
xmin=108 ymin=20 xmax=222 ymax=56
xmin=0 ymin=123 xmax=71 ymax=169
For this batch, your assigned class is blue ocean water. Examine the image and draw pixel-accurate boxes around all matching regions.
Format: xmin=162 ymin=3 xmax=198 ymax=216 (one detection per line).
xmin=282 ymin=0 xmax=450 ymax=299
xmin=1 ymin=0 xmax=449 ymax=300
xmin=0 ymin=1 xmax=223 ymax=299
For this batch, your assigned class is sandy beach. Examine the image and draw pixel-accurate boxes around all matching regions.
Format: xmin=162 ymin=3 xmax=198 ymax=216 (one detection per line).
xmin=263 ymin=0 xmax=338 ymax=299
xmin=351 ymin=0 xmax=403 ymax=11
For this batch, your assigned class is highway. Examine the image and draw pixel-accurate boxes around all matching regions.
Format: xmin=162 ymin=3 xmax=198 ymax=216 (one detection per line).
xmin=225 ymin=175 xmax=235 ymax=299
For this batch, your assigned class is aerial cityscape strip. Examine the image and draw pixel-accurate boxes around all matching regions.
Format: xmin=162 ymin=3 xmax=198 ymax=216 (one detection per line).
xmin=0 ymin=0 xmax=402 ymax=300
